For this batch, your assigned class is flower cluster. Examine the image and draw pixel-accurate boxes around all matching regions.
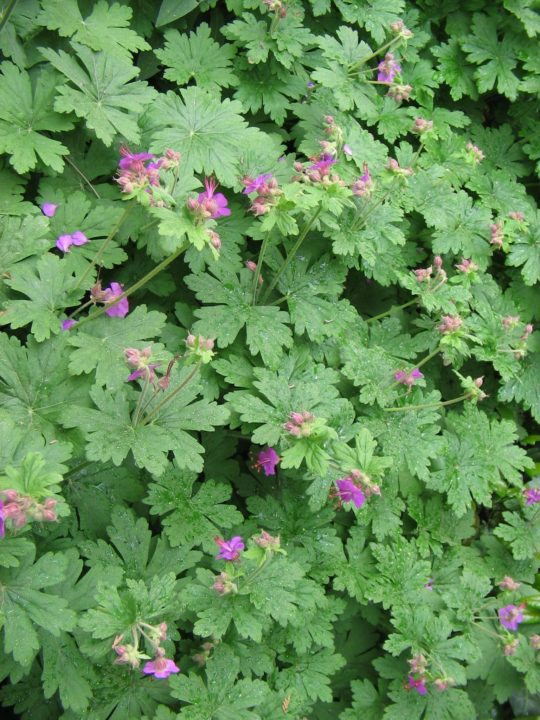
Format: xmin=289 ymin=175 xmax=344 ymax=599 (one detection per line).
xmin=465 ymin=142 xmax=485 ymax=164
xmin=351 ymin=163 xmax=373 ymax=198
xmin=185 ymin=333 xmax=215 ymax=364
xmin=283 ymin=410 xmax=316 ymax=437
xmin=187 ymin=177 xmax=231 ymax=221
xmin=455 ymin=258 xmax=478 ymax=274
xmin=498 ymin=603 xmax=525 ymax=631
xmin=333 ymin=469 xmax=381 ymax=510
xmin=113 ymin=621 xmax=180 ymax=679
xmin=490 ymin=222 xmax=504 ymax=247
xmin=242 ymin=172 xmax=282 ymax=215
xmin=386 ymin=158 xmax=413 ymax=177
xmin=124 ymin=347 xmax=161 ymax=383
xmin=405 ymin=654 xmax=452 ymax=696
xmin=413 ymin=255 xmax=447 ymax=286
xmin=116 ymin=147 xmax=180 ymax=205
xmin=412 ymin=117 xmax=434 ymax=135
xmin=377 ymin=52 xmax=401 ymax=83
xmin=294 ymin=152 xmax=344 ymax=186
xmin=394 ymin=367 xmax=423 ymax=387
xmin=437 ymin=314 xmax=462 ymax=334
xmin=0 ymin=490 xmax=57 ymax=537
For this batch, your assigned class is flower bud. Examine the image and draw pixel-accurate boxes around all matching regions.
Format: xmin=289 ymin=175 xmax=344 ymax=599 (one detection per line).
xmin=499 ymin=576 xmax=521 ymax=591
xmin=186 ymin=334 xmax=196 ymax=347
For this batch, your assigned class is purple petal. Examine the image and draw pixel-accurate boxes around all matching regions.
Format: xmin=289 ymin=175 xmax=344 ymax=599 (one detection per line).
xmin=56 ymin=234 xmax=73 ymax=252
xmin=41 ymin=202 xmax=58 ymax=217
xmin=70 ymin=230 xmax=89 ymax=246
xmin=62 ymin=319 xmax=76 ymax=331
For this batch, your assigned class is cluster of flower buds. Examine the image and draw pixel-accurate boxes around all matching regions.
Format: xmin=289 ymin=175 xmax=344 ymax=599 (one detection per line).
xmin=508 ymin=210 xmax=526 ymax=225
xmin=321 ymin=115 xmax=353 ymax=157
xmin=394 ymin=367 xmax=423 ymax=388
xmin=499 ymin=576 xmax=521 ymax=591
xmin=504 ymin=320 xmax=534 ymax=360
xmin=213 ymin=571 xmax=238 ymax=595
xmin=351 ymin=164 xmax=374 ymax=198
xmin=245 ymin=260 xmax=264 ymax=286
xmin=490 ymin=222 xmax=504 ymax=248
xmin=386 ymin=158 xmax=413 ymax=177
xmin=405 ymin=654 xmax=453 ymax=695
xmin=116 ymin=147 xmax=180 ymax=206
xmin=124 ymin=347 xmax=161 ymax=383
xmin=390 ymin=19 xmax=413 ymax=39
xmin=262 ymin=0 xmax=286 ymax=17
xmin=185 ymin=333 xmax=215 ymax=364
xmin=413 ymin=255 xmax=447 ymax=286
xmin=253 ymin=529 xmax=281 ymax=552
xmin=283 ymin=410 xmax=315 ymax=437
xmin=459 ymin=375 xmax=487 ymax=403
xmin=387 ymin=83 xmax=412 ymax=103
xmin=193 ymin=641 xmax=215 ymax=667
xmin=90 ymin=281 xmax=129 ymax=318
xmin=412 ymin=117 xmax=434 ymax=135
xmin=113 ymin=622 xmax=179 ymax=679
xmin=242 ymin=172 xmax=282 ymax=216
xmin=437 ymin=314 xmax=463 ymax=334
xmin=465 ymin=142 xmax=484 ymax=165
xmin=377 ymin=52 xmax=401 ymax=83
xmin=0 ymin=491 xmax=57 ymax=535
xmin=294 ymin=152 xmax=344 ymax=186
xmin=455 ymin=257 xmax=478 ymax=274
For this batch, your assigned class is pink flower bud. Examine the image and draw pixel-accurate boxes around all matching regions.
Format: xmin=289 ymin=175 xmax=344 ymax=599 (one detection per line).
xmin=504 ymin=639 xmax=519 ymax=656
xmin=42 ymin=509 xmax=57 ymax=522
xmin=2 ymin=490 xmax=19 ymax=502
xmin=204 ymin=338 xmax=215 ymax=350
xmin=499 ymin=576 xmax=521 ymax=591
xmin=245 ymin=260 xmax=257 ymax=272
xmin=186 ymin=334 xmax=196 ymax=347
xmin=290 ymin=411 xmax=305 ymax=424
xmin=324 ymin=115 xmax=334 ymax=125
xmin=508 ymin=211 xmax=524 ymax=221
xmin=433 ymin=255 xmax=443 ymax=269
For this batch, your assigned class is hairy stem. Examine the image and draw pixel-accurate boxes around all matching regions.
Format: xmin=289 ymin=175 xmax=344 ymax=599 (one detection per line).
xmin=141 ymin=361 xmax=201 ymax=425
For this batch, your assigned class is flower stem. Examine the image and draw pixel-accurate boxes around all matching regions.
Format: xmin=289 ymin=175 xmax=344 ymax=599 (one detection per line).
xmin=348 ymin=36 xmax=402 ymax=71
xmin=65 ymin=156 xmax=101 ymax=199
xmin=141 ymin=361 xmax=201 ymax=425
xmin=365 ymin=299 xmax=417 ymax=323
xmin=77 ymin=204 xmax=133 ymax=290
xmin=252 ymin=233 xmax=270 ymax=305
xmin=132 ymin=376 xmax=152 ymax=428
xmin=383 ymin=393 xmax=472 ymax=413
xmin=262 ymin=206 xmax=322 ymax=302
xmin=72 ymin=241 xmax=189 ymax=330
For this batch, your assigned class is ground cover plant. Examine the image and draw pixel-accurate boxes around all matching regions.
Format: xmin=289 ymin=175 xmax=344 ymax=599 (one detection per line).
xmin=0 ymin=0 xmax=539 ymax=717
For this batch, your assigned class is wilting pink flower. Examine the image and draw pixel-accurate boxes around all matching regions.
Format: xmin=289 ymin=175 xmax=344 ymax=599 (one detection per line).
xmin=56 ymin=231 xmax=89 ymax=253
xmin=62 ymin=319 xmax=76 ymax=331
xmin=254 ymin=447 xmax=280 ymax=476
xmin=407 ymin=675 xmax=427 ymax=695
xmin=524 ymin=488 xmax=540 ymax=505
xmin=336 ymin=478 xmax=365 ymax=508
xmin=243 ymin=173 xmax=273 ymax=194
xmin=490 ymin=223 xmax=504 ymax=247
xmin=143 ymin=656 xmax=180 ymax=679
xmin=499 ymin=576 xmax=521 ymax=591
xmin=215 ymin=535 xmax=244 ymax=561
xmin=197 ymin=178 xmax=231 ymax=219
xmin=41 ymin=202 xmax=58 ymax=217
xmin=103 ymin=282 xmax=129 ymax=318
xmin=377 ymin=52 xmax=401 ymax=83
xmin=394 ymin=368 xmax=423 ymax=387
xmin=499 ymin=603 xmax=525 ymax=631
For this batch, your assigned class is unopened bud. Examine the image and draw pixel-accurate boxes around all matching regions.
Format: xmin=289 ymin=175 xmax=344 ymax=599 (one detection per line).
xmin=186 ymin=334 xmax=196 ymax=347
xmin=499 ymin=576 xmax=521 ymax=591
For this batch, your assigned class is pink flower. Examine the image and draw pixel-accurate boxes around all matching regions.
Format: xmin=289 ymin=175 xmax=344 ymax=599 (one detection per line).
xmin=62 ymin=319 xmax=76 ymax=331
xmin=41 ymin=202 xmax=58 ymax=217
xmin=377 ymin=53 xmax=401 ymax=83
xmin=197 ymin=177 xmax=231 ymax=219
xmin=336 ymin=478 xmax=365 ymax=508
xmin=524 ymin=488 xmax=540 ymax=505
xmin=118 ymin=148 xmax=155 ymax=171
xmin=103 ymin=282 xmax=129 ymax=318
xmin=351 ymin=164 xmax=373 ymax=197
xmin=407 ymin=675 xmax=427 ymax=695
xmin=254 ymin=447 xmax=280 ymax=476
xmin=215 ymin=535 xmax=244 ymax=561
xmin=343 ymin=144 xmax=353 ymax=156
xmin=243 ymin=173 xmax=273 ymax=194
xmin=0 ymin=500 xmax=5 ymax=539
xmin=498 ymin=603 xmax=525 ymax=631
xmin=142 ymin=656 xmax=180 ymax=679
xmin=55 ymin=231 xmax=89 ymax=253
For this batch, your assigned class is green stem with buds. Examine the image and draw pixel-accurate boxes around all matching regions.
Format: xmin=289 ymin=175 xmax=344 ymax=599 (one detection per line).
xmin=262 ymin=206 xmax=322 ymax=302
xmin=71 ymin=241 xmax=189 ymax=330
xmin=141 ymin=361 xmax=201 ymax=426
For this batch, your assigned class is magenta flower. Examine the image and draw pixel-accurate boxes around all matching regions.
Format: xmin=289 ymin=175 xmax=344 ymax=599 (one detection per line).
xmin=215 ymin=535 xmax=244 ymax=561
xmin=408 ymin=675 xmax=428 ymax=696
xmin=103 ymin=282 xmax=129 ymax=318
xmin=377 ymin=53 xmax=401 ymax=83
xmin=118 ymin=148 xmax=155 ymax=171
xmin=0 ymin=500 xmax=5 ymax=539
xmin=56 ymin=231 xmax=89 ymax=253
xmin=197 ymin=178 xmax=231 ymax=219
xmin=524 ymin=488 xmax=540 ymax=505
xmin=254 ymin=447 xmax=280 ymax=476
xmin=62 ymin=319 xmax=76 ymax=331
xmin=142 ymin=656 xmax=180 ymax=679
xmin=243 ymin=173 xmax=273 ymax=194
xmin=128 ymin=364 xmax=160 ymax=382
xmin=308 ymin=153 xmax=336 ymax=175
xmin=394 ymin=368 xmax=423 ymax=387
xmin=336 ymin=478 xmax=365 ymax=508
xmin=41 ymin=202 xmax=58 ymax=217
xmin=499 ymin=603 xmax=525 ymax=631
